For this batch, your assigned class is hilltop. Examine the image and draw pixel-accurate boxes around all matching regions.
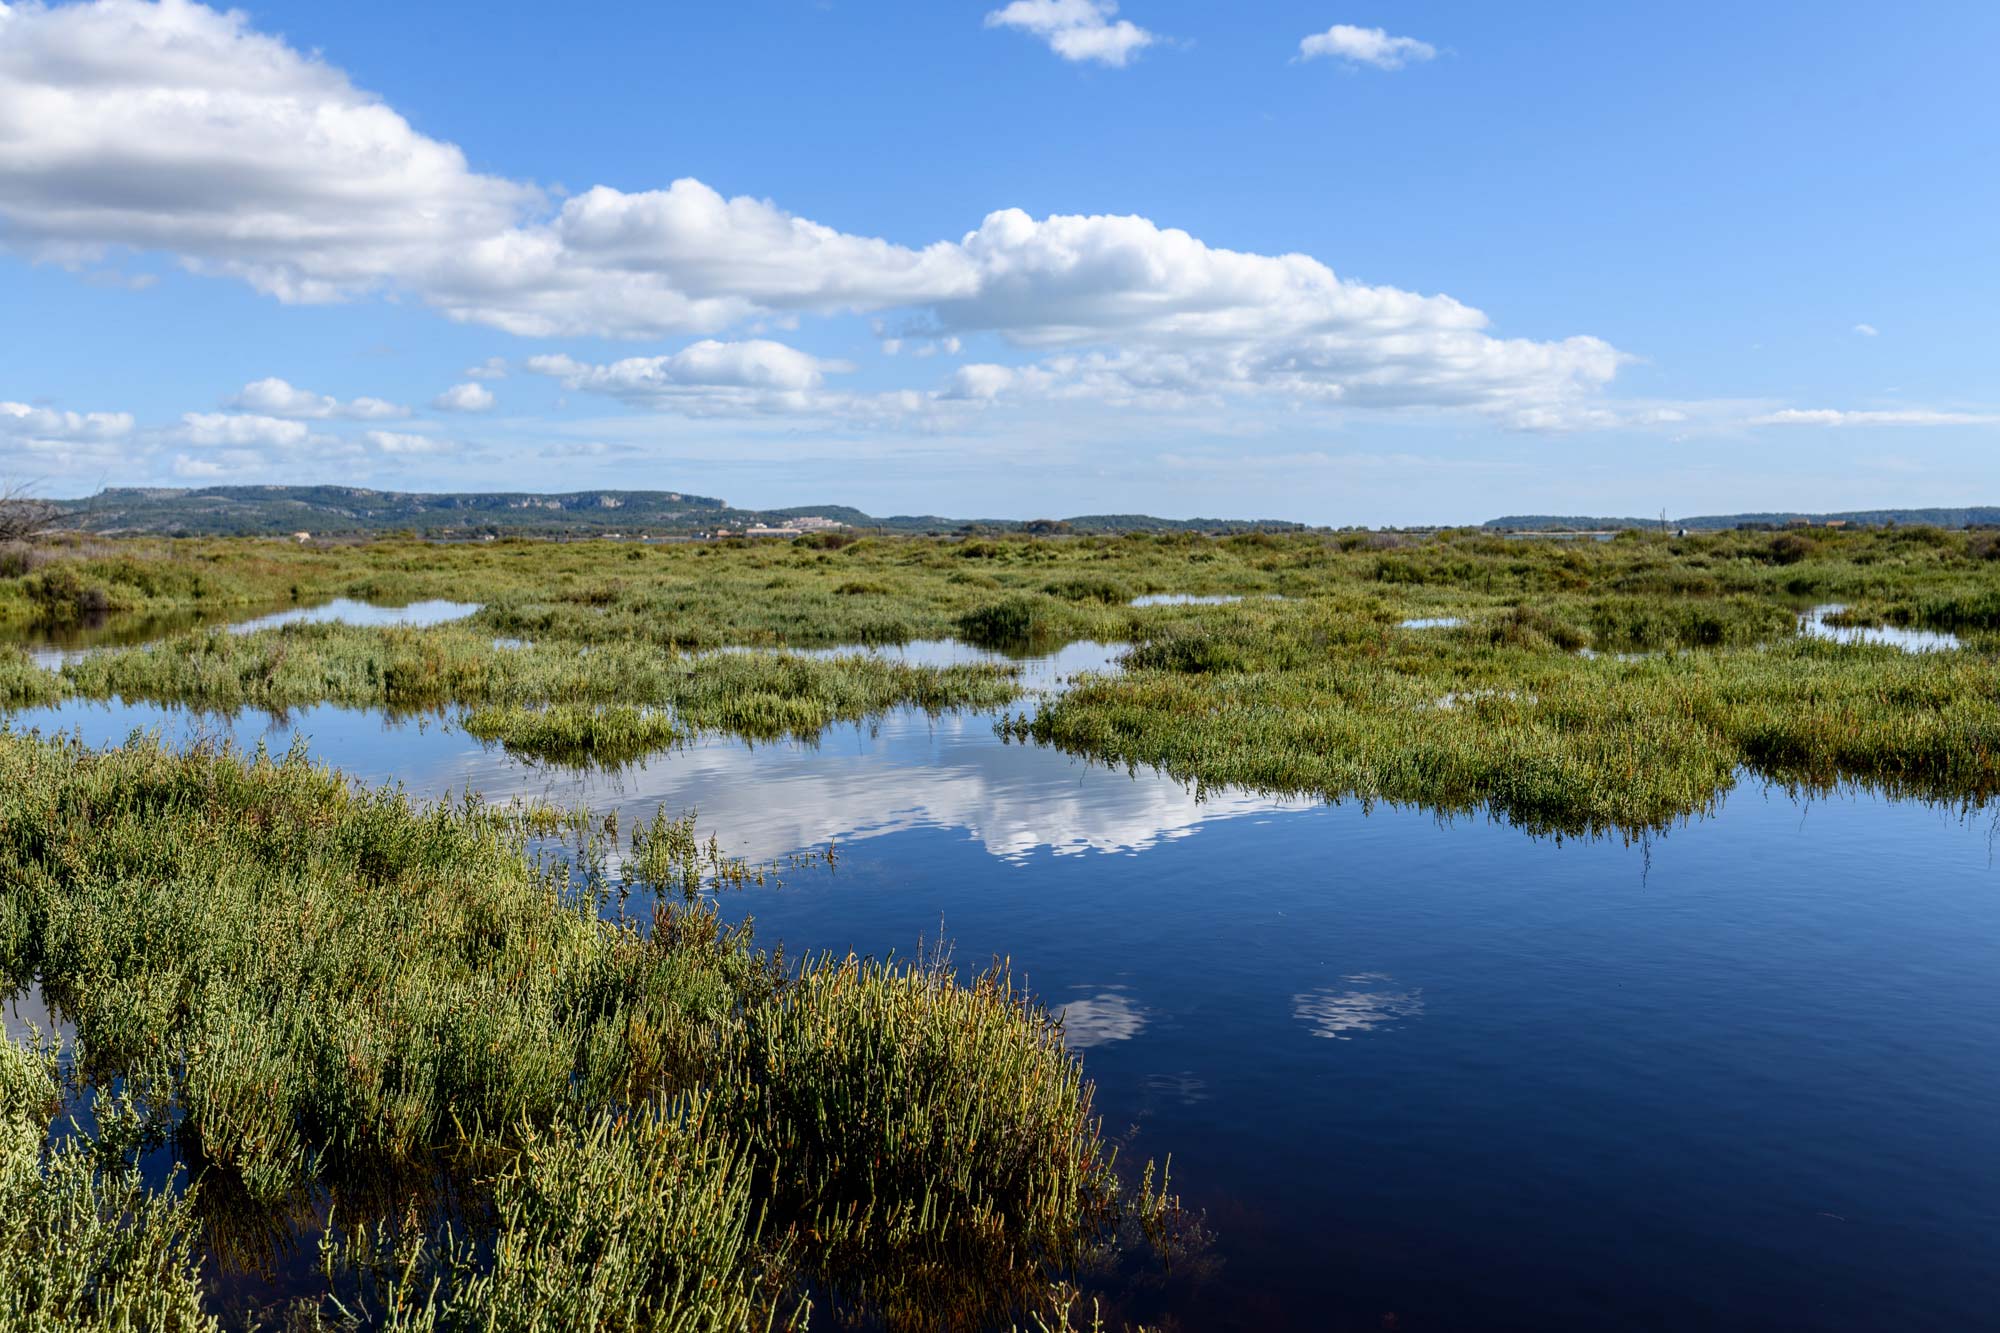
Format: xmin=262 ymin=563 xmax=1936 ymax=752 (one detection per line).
xmin=48 ymin=487 xmax=1305 ymax=539
xmin=1486 ymin=507 xmax=2000 ymax=532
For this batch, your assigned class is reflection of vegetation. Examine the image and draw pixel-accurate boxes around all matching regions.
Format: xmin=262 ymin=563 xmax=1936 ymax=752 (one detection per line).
xmin=5 ymin=525 xmax=2000 ymax=827
xmin=0 ymin=732 xmax=1179 ymax=1330
xmin=0 ymin=649 xmax=60 ymax=708
xmin=0 ymin=1039 xmax=215 ymax=1330
xmin=21 ymin=623 xmax=1017 ymax=756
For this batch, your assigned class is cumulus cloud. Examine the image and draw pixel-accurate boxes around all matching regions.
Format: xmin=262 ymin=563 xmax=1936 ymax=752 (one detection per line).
xmin=1852 ymin=323 xmax=1880 ymax=337
xmin=1 ymin=399 xmax=134 ymax=441
xmin=365 ymin=428 xmax=454 ymax=455
xmin=0 ymin=398 xmax=135 ymax=471
xmin=432 ymin=382 xmax=495 ymax=412
xmin=178 ymin=411 xmax=313 ymax=447
xmin=229 ymin=376 xmax=407 ymax=419
xmin=984 ymin=0 xmax=1157 ymax=67
xmin=521 ymin=341 xmax=945 ymax=425
xmin=0 ymin=0 xmax=1622 ymax=429
xmin=464 ymin=356 xmax=508 ymax=380
xmin=1751 ymin=407 xmax=1997 ymax=428
xmin=171 ymin=453 xmax=231 ymax=479
xmin=1298 ymin=24 xmax=1436 ymax=70
xmin=0 ymin=0 xmax=534 ymax=301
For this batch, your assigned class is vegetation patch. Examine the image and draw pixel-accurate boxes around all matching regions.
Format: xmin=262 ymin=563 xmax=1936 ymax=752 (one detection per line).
xmin=462 ymin=702 xmax=683 ymax=768
xmin=0 ymin=731 xmax=1177 ymax=1330
xmin=6 ymin=525 xmax=2000 ymax=831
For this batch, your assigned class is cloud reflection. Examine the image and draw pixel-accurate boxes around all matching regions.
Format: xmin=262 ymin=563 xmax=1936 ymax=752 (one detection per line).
xmin=1291 ymin=980 xmax=1425 ymax=1040
xmin=1057 ymin=990 xmax=1150 ymax=1048
xmin=10 ymin=695 xmax=1309 ymax=864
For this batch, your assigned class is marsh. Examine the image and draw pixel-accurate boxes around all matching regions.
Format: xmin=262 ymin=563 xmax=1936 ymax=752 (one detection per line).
xmin=3 ymin=528 xmax=1999 ymax=1330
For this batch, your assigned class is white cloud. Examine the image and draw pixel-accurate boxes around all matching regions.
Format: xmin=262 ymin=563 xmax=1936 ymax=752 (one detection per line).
xmin=464 ymin=356 xmax=508 ymax=380
xmin=1298 ymin=24 xmax=1437 ymax=70
xmin=0 ymin=397 xmax=135 ymax=473
xmin=1852 ymin=323 xmax=1880 ymax=337
xmin=984 ymin=0 xmax=1157 ymax=67
xmin=171 ymin=453 xmax=230 ymax=479
xmin=0 ymin=399 xmax=134 ymax=441
xmin=177 ymin=412 xmax=313 ymax=447
xmin=522 ymin=341 xmax=944 ymax=425
xmin=432 ymin=382 xmax=495 ymax=412
xmin=0 ymin=0 xmax=1623 ymax=430
xmin=365 ymin=428 xmax=454 ymax=455
xmin=0 ymin=0 xmax=534 ymax=301
xmin=229 ymin=376 xmax=408 ymax=420
xmin=346 ymin=396 xmax=407 ymax=420
xmin=1751 ymin=408 xmax=1997 ymax=428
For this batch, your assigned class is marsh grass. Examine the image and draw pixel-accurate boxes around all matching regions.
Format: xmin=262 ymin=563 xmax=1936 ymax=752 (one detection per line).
xmin=1014 ymin=598 xmax=2000 ymax=836
xmin=6 ymin=525 xmax=2000 ymax=829
xmin=21 ymin=624 xmax=1020 ymax=759
xmin=0 ymin=1036 xmax=217 ymax=1330
xmin=461 ymin=703 xmax=682 ymax=768
xmin=0 ymin=730 xmax=1162 ymax=1331
xmin=720 ymin=951 xmax=1118 ymax=1327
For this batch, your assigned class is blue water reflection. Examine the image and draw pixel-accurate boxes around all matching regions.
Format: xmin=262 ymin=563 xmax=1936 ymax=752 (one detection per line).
xmin=4 ymin=673 xmax=1998 ymax=1329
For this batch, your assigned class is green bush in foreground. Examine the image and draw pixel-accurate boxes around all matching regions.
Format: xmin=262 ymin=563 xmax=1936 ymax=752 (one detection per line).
xmin=723 ymin=954 xmax=1114 ymax=1327
xmin=0 ymin=730 xmax=1167 ymax=1331
xmin=317 ymin=1098 xmax=790 ymax=1333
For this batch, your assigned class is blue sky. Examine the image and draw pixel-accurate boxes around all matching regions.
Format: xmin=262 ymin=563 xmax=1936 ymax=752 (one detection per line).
xmin=2 ymin=0 xmax=1995 ymax=523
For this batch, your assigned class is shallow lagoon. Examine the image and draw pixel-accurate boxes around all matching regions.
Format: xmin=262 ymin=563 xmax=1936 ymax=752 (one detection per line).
xmin=4 ymin=624 xmax=1999 ymax=1330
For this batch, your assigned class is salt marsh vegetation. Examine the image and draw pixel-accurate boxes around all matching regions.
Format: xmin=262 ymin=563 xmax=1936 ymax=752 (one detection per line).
xmin=0 ymin=731 xmax=1180 ymax=1330
xmin=3 ymin=525 xmax=1998 ymax=831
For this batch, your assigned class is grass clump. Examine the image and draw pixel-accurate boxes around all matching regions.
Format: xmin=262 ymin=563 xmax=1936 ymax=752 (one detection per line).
xmin=1010 ymin=597 xmax=2000 ymax=837
xmin=318 ymin=1099 xmax=792 ymax=1333
xmin=721 ymin=953 xmax=1115 ymax=1325
xmin=0 ymin=730 xmax=1158 ymax=1329
xmin=0 ymin=651 xmax=59 ymax=710
xmin=0 ymin=1037 xmax=217 ymax=1331
xmin=41 ymin=625 xmax=1019 ymax=751
xmin=462 ymin=702 xmax=682 ymax=768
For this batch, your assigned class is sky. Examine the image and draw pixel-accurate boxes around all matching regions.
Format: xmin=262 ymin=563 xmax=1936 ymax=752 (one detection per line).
xmin=1 ymin=0 xmax=1995 ymax=524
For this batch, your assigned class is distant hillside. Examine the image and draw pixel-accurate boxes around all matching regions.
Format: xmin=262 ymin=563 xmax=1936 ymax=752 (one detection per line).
xmin=1487 ymin=507 xmax=2000 ymax=532
xmin=57 ymin=487 xmax=732 ymax=537
xmin=50 ymin=487 xmax=1304 ymax=538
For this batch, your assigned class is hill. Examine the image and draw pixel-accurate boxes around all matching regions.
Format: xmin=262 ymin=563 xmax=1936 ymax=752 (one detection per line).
xmin=49 ymin=487 xmax=1305 ymax=538
xmin=1486 ymin=507 xmax=2000 ymax=532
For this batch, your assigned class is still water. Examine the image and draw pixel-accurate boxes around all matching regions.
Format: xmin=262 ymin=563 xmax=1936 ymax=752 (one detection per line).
xmin=4 ymin=626 xmax=1998 ymax=1330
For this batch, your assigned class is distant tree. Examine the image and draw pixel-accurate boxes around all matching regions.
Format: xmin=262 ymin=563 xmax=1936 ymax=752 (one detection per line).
xmin=0 ymin=483 xmax=59 ymax=543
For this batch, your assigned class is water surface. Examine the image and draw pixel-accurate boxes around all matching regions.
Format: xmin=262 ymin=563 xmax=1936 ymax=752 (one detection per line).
xmin=1798 ymin=603 xmax=1963 ymax=652
xmin=3 ymin=635 xmax=1997 ymax=1331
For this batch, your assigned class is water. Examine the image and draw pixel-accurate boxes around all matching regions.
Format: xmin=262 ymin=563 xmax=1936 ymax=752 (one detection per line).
xmin=1399 ymin=616 xmax=1465 ymax=629
xmin=16 ymin=596 xmax=483 ymax=667
xmin=1798 ymin=604 xmax=1963 ymax=652
xmin=220 ymin=597 xmax=481 ymax=635
xmin=4 ymin=635 xmax=1999 ymax=1329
